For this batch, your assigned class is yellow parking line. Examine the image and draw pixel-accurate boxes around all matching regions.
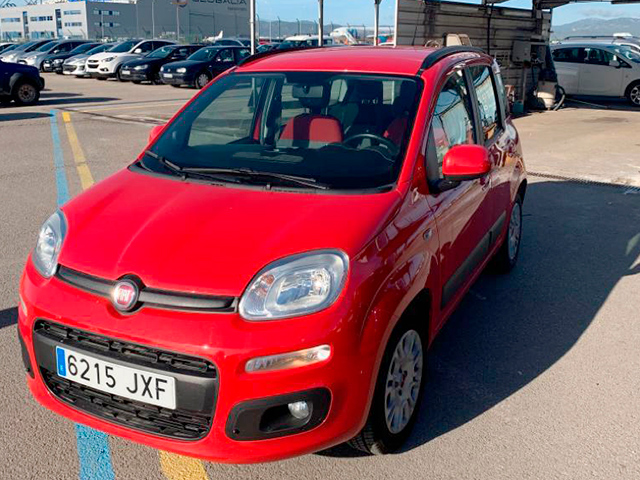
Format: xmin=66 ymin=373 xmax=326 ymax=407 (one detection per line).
xmin=61 ymin=112 xmax=94 ymax=190
xmin=159 ymin=451 xmax=209 ymax=480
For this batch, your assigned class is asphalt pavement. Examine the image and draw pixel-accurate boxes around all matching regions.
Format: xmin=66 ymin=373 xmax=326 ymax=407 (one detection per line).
xmin=1 ymin=74 xmax=639 ymax=480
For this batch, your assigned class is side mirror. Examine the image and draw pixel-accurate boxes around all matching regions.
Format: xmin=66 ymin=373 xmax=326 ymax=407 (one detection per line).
xmin=442 ymin=144 xmax=491 ymax=182
xmin=148 ymin=124 xmax=165 ymax=144
xmin=610 ymin=59 xmax=621 ymax=68
xmin=134 ymin=48 xmax=143 ymax=54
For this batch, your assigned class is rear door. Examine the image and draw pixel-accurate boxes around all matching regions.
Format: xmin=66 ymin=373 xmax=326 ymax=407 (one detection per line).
xmin=551 ymin=47 xmax=584 ymax=95
xmin=468 ymin=63 xmax=509 ymax=245
xmin=579 ymin=47 xmax=625 ymax=96
xmin=424 ymin=68 xmax=494 ymax=319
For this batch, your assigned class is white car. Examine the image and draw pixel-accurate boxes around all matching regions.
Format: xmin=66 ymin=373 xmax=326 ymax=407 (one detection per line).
xmin=63 ymin=43 xmax=115 ymax=77
xmin=551 ymin=42 xmax=640 ymax=107
xmin=85 ymin=39 xmax=174 ymax=81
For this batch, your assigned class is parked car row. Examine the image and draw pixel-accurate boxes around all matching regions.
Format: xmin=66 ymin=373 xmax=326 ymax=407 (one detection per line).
xmin=1 ymin=38 xmax=254 ymax=91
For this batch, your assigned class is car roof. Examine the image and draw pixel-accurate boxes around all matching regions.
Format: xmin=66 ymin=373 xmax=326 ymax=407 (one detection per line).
xmin=552 ymin=42 xmax=625 ymax=49
xmin=237 ymin=46 xmax=482 ymax=76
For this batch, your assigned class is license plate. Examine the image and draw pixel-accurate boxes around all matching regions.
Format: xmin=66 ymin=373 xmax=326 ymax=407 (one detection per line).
xmin=122 ymin=70 xmax=130 ymax=75
xmin=163 ymin=73 xmax=173 ymax=78
xmin=55 ymin=346 xmax=176 ymax=409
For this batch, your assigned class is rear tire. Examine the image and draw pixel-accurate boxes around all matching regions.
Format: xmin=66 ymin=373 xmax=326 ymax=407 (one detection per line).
xmin=132 ymin=80 xmax=141 ymax=84
xmin=12 ymin=81 xmax=40 ymax=106
xmin=115 ymin=66 xmax=125 ymax=82
xmin=626 ymin=81 xmax=640 ymax=107
xmin=490 ymin=194 xmax=523 ymax=274
xmin=348 ymin=320 xmax=425 ymax=455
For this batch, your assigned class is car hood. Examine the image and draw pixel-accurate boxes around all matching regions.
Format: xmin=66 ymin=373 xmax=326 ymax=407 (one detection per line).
xmin=59 ymin=168 xmax=401 ymax=296
xmin=122 ymin=57 xmax=163 ymax=68
xmin=88 ymin=52 xmax=136 ymax=61
xmin=65 ymin=54 xmax=89 ymax=64
xmin=162 ymin=60 xmax=205 ymax=72
xmin=2 ymin=61 xmax=39 ymax=76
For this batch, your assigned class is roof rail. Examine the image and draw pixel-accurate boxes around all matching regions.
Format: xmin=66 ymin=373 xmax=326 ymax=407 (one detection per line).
xmin=417 ymin=46 xmax=485 ymax=75
xmin=238 ymin=46 xmax=320 ymax=68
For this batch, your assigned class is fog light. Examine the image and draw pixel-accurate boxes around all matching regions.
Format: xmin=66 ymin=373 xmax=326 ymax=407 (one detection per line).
xmin=287 ymin=401 xmax=310 ymax=420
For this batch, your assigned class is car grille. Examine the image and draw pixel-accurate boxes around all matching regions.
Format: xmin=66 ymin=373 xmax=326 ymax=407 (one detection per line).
xmin=35 ymin=320 xmax=217 ymax=375
xmin=63 ymin=65 xmax=76 ymax=72
xmin=35 ymin=320 xmax=217 ymax=440
xmin=42 ymin=370 xmax=212 ymax=440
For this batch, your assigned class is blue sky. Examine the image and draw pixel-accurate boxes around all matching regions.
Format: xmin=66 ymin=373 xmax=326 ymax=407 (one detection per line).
xmin=257 ymin=0 xmax=640 ymax=26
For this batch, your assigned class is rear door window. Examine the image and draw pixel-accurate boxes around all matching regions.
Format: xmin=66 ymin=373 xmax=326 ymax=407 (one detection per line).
xmin=552 ymin=48 xmax=585 ymax=64
xmin=469 ymin=65 xmax=501 ymax=143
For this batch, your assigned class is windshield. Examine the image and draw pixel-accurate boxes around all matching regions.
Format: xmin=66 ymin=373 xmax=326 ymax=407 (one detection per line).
xmin=86 ymin=43 xmax=112 ymax=55
xmin=36 ymin=41 xmax=58 ymax=52
xmin=612 ymin=45 xmax=640 ymax=62
xmin=69 ymin=43 xmax=95 ymax=55
xmin=188 ymin=47 xmax=218 ymax=61
xmin=147 ymin=46 xmax=174 ymax=59
xmin=144 ymin=72 xmax=421 ymax=191
xmin=109 ymin=41 xmax=138 ymax=53
xmin=13 ymin=42 xmax=35 ymax=52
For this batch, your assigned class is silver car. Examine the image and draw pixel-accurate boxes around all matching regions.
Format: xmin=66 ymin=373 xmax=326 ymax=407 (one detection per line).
xmin=63 ymin=43 xmax=114 ymax=77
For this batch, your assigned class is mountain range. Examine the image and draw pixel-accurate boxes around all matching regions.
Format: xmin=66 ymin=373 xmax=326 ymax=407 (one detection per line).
xmin=552 ymin=17 xmax=640 ymax=40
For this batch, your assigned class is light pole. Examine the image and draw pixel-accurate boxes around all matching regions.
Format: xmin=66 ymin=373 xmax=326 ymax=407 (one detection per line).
xmin=135 ymin=1 xmax=139 ymax=38
xmin=176 ymin=4 xmax=180 ymax=41
xmin=374 ymin=0 xmax=381 ymax=46
xmin=249 ymin=0 xmax=256 ymax=54
xmin=101 ymin=10 xmax=104 ymax=39
xmin=277 ymin=16 xmax=281 ymax=39
xmin=318 ymin=0 xmax=324 ymax=46
xmin=151 ymin=0 xmax=156 ymax=38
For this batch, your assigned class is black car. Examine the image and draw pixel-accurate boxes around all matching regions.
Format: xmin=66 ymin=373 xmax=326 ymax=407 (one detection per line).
xmin=120 ymin=44 xmax=204 ymax=84
xmin=160 ymin=46 xmax=250 ymax=89
xmin=0 ymin=59 xmax=45 ymax=106
xmin=43 ymin=42 xmax=100 ymax=74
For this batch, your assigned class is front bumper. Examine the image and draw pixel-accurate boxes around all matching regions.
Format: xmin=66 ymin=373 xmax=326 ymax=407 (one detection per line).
xmin=87 ymin=62 xmax=116 ymax=78
xmin=19 ymin=259 xmax=373 ymax=463
xmin=160 ymin=72 xmax=193 ymax=86
xmin=119 ymin=69 xmax=150 ymax=82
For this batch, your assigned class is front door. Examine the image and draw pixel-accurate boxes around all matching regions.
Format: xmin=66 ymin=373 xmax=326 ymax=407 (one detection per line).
xmin=579 ymin=47 xmax=625 ymax=96
xmin=424 ymin=68 xmax=494 ymax=320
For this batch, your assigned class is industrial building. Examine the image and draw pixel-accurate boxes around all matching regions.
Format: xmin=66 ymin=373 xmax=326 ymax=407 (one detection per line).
xmin=0 ymin=0 xmax=249 ymax=41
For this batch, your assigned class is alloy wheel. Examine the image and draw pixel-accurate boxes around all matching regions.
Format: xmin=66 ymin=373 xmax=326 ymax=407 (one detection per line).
xmin=508 ymin=202 xmax=522 ymax=261
xmin=196 ymin=73 xmax=210 ymax=89
xmin=630 ymin=85 xmax=640 ymax=106
xmin=384 ymin=329 xmax=423 ymax=434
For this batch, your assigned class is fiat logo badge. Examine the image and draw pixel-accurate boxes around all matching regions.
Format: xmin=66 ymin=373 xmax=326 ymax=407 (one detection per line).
xmin=112 ymin=280 xmax=139 ymax=312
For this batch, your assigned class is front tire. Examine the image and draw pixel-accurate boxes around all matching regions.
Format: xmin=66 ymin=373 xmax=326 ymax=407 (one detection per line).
xmin=195 ymin=71 xmax=211 ymax=89
xmin=348 ymin=322 xmax=425 ymax=455
xmin=626 ymin=81 xmax=640 ymax=107
xmin=490 ymin=194 xmax=523 ymax=273
xmin=13 ymin=81 xmax=40 ymax=106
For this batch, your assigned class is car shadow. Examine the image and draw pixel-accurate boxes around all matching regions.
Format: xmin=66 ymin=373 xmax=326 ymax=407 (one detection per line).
xmin=37 ymin=96 xmax=119 ymax=107
xmin=320 ymin=179 xmax=640 ymax=457
xmin=40 ymin=92 xmax=82 ymax=99
xmin=0 ymin=307 xmax=17 ymax=330
xmin=561 ymin=96 xmax=638 ymax=112
xmin=0 ymin=112 xmax=53 ymax=122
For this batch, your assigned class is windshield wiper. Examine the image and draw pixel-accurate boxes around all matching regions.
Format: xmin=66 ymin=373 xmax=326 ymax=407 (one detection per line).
xmin=143 ymin=150 xmax=184 ymax=177
xmin=179 ymin=167 xmax=329 ymax=190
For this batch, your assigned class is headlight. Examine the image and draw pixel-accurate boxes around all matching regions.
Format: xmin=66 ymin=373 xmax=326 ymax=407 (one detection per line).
xmin=53 ymin=59 xmax=63 ymax=64
xmin=239 ymin=251 xmax=348 ymax=321
xmin=134 ymin=64 xmax=148 ymax=70
xmin=102 ymin=56 xmax=115 ymax=62
xmin=176 ymin=67 xmax=186 ymax=73
xmin=32 ymin=211 xmax=67 ymax=279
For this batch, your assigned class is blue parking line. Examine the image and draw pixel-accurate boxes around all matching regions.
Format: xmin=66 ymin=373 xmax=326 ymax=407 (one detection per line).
xmin=49 ymin=109 xmax=116 ymax=480
xmin=49 ymin=109 xmax=70 ymax=207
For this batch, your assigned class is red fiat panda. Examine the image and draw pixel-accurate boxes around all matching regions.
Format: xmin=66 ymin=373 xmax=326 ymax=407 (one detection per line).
xmin=18 ymin=46 xmax=526 ymax=463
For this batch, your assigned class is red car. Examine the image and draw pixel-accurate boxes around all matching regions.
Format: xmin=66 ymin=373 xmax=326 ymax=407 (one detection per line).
xmin=18 ymin=46 xmax=526 ymax=463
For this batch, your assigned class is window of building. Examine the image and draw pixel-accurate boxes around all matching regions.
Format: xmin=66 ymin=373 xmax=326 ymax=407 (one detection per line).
xmin=64 ymin=22 xmax=82 ymax=27
xmin=63 ymin=10 xmax=82 ymax=15
xmin=30 ymin=16 xmax=54 ymax=22
xmin=93 ymin=10 xmax=120 ymax=16
xmin=1 ymin=17 xmax=21 ymax=23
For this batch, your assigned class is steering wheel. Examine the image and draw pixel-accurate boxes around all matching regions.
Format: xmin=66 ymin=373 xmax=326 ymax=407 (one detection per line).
xmin=343 ymin=133 xmax=399 ymax=158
